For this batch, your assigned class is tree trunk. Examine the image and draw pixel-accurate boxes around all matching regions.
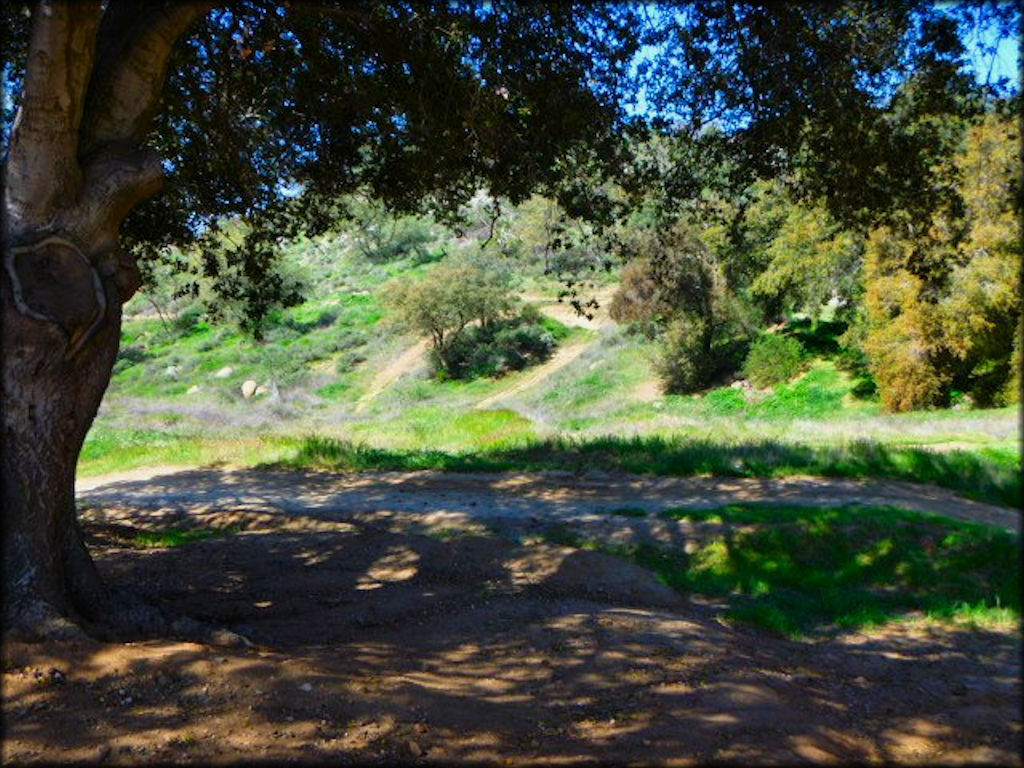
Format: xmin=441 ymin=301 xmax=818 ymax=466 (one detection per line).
xmin=2 ymin=0 xmax=214 ymax=640
xmin=1 ymin=235 xmax=151 ymax=638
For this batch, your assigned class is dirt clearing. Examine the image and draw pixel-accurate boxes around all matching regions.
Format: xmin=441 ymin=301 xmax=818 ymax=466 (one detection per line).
xmin=3 ymin=469 xmax=1020 ymax=764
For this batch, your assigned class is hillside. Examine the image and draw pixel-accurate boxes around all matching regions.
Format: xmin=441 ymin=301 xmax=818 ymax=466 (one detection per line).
xmin=84 ymin=224 xmax=1020 ymax=509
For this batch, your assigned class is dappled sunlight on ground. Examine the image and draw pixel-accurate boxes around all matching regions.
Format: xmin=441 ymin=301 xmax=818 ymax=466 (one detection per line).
xmin=5 ymin=467 xmax=1019 ymax=763
xmin=78 ymin=466 xmax=1021 ymax=534
xmin=5 ymin=575 xmax=1020 ymax=764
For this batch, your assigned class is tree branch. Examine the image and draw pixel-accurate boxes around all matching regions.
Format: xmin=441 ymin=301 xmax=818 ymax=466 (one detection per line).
xmin=81 ymin=1 xmax=212 ymax=152
xmin=4 ymin=1 xmax=103 ymax=231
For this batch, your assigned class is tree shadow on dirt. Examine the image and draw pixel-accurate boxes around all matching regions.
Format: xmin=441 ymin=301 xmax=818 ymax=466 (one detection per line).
xmin=5 ymin=511 xmax=1021 ymax=764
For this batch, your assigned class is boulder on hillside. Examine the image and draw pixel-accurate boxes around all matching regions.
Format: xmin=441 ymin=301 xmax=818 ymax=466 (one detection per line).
xmin=213 ymin=366 xmax=233 ymax=379
xmin=241 ymin=379 xmax=258 ymax=399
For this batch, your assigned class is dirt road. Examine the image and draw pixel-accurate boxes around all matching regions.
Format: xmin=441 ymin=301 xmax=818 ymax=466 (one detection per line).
xmin=76 ymin=466 xmax=1020 ymax=534
xmin=2 ymin=468 xmax=1019 ymax=765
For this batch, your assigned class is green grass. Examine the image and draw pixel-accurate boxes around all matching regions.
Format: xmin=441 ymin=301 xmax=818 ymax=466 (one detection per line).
xmin=672 ymin=361 xmax=878 ymax=421
xmin=78 ymin=425 xmax=300 ymax=477
xmin=539 ymin=503 xmax=1020 ymax=637
xmin=282 ymin=433 xmax=1021 ymax=508
xmin=609 ymin=506 xmax=648 ymax=518
xmin=348 ymin=406 xmax=537 ymax=450
xmin=132 ymin=526 xmax=240 ymax=548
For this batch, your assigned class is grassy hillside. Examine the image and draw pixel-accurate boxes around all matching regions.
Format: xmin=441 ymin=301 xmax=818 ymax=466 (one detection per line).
xmin=85 ymin=227 xmax=1021 ymax=508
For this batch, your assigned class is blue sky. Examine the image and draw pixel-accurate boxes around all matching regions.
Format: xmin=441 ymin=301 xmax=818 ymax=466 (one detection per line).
xmin=968 ymin=23 xmax=1020 ymax=87
xmin=623 ymin=5 xmax=1020 ymax=120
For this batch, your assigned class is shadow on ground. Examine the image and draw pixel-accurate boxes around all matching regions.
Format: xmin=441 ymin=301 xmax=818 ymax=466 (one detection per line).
xmin=4 ymin=507 xmax=1021 ymax=765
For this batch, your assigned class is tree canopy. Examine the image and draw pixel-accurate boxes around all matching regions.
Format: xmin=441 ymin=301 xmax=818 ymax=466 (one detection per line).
xmin=4 ymin=1 xmax=1015 ymax=330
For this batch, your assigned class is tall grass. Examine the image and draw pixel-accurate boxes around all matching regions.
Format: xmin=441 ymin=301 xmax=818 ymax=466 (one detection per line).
xmin=284 ymin=433 xmax=1021 ymax=508
xmin=78 ymin=426 xmax=300 ymax=477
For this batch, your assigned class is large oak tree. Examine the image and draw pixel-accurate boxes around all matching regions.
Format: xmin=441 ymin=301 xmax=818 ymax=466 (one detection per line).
xmin=1 ymin=0 xmax=1011 ymax=640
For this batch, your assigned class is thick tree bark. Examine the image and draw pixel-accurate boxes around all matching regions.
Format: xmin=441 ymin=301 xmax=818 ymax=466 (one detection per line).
xmin=2 ymin=1 xmax=212 ymax=640
xmin=2 ymin=235 xmax=141 ymax=637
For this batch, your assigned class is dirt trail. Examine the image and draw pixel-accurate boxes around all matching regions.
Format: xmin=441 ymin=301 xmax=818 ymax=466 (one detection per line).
xmin=354 ymin=289 xmax=617 ymax=412
xmin=354 ymin=338 xmax=429 ymax=412
xmin=475 ymin=289 xmax=618 ymax=410
xmin=475 ymin=340 xmax=593 ymax=410
xmin=3 ymin=466 xmax=1018 ymax=765
xmin=77 ymin=467 xmax=1020 ymax=534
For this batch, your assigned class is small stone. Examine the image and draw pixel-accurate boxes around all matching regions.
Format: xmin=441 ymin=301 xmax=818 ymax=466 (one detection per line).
xmin=241 ymin=379 xmax=258 ymax=398
xmin=186 ymin=385 xmax=202 ymax=395
xmin=213 ymin=366 xmax=233 ymax=379
xmin=299 ymin=682 xmax=313 ymax=692
xmin=253 ymin=385 xmax=269 ymax=397
xmin=407 ymin=740 xmax=423 ymax=757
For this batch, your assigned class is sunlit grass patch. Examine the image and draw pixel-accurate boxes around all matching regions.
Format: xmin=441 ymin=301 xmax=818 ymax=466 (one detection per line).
xmin=78 ymin=426 xmax=300 ymax=477
xmin=348 ymin=407 xmax=536 ymax=451
xmin=131 ymin=526 xmax=240 ymax=548
xmin=540 ymin=503 xmax=1020 ymax=637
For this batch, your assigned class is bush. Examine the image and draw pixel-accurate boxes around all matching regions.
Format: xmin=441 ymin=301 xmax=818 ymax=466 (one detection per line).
xmin=113 ymin=345 xmax=148 ymax=374
xmin=438 ymin=313 xmax=556 ymax=379
xmin=383 ymin=257 xmax=516 ymax=375
xmin=656 ymin=315 xmax=713 ymax=394
xmin=743 ymin=334 xmax=805 ymax=389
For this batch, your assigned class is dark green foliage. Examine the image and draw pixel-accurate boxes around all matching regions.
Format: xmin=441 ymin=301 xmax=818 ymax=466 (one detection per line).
xmin=784 ymin=317 xmax=845 ymax=357
xmin=655 ymin=315 xmax=713 ymax=394
xmin=280 ymin=309 xmax=339 ymax=334
xmin=435 ymin=311 xmax=556 ymax=380
xmin=609 ymin=507 xmax=647 ymax=518
xmin=350 ymin=201 xmax=442 ymax=264
xmin=103 ymin=3 xmax=644 ymax=331
xmin=172 ymin=307 xmax=205 ymax=334
xmin=743 ymin=334 xmax=805 ymax=388
xmin=113 ymin=346 xmax=149 ymax=375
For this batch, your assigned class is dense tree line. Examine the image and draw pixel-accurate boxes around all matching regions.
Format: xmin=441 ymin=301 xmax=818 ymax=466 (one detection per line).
xmin=603 ymin=102 xmax=1020 ymax=410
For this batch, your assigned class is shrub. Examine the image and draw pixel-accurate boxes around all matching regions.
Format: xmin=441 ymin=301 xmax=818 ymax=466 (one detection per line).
xmin=384 ymin=257 xmax=516 ymax=375
xmin=656 ymin=315 xmax=713 ymax=394
xmin=335 ymin=351 xmax=367 ymax=374
xmin=999 ymin=321 xmax=1021 ymax=406
xmin=743 ymin=334 xmax=805 ymax=389
xmin=350 ymin=198 xmax=440 ymax=264
xmin=113 ymin=345 xmax=148 ymax=374
xmin=438 ymin=313 xmax=555 ymax=379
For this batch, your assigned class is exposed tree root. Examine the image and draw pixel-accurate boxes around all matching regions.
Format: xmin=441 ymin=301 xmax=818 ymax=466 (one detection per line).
xmin=5 ymin=589 xmax=251 ymax=649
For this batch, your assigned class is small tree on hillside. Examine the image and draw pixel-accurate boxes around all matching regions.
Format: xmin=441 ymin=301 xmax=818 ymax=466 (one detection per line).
xmin=610 ymin=218 xmax=753 ymax=393
xmin=384 ymin=259 xmax=516 ymax=374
